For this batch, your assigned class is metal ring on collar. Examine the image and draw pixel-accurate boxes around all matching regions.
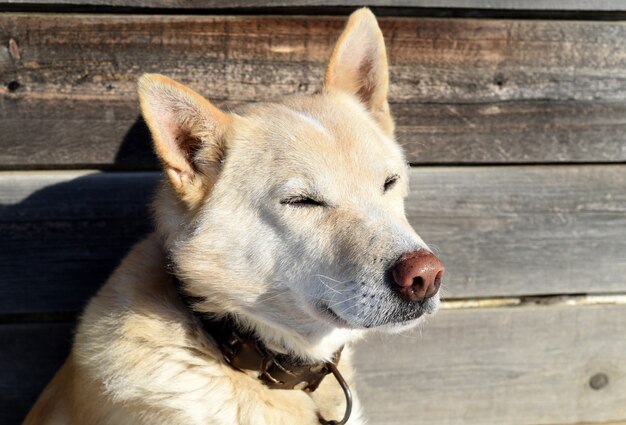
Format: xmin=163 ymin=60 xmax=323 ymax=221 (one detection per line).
xmin=318 ymin=362 xmax=353 ymax=425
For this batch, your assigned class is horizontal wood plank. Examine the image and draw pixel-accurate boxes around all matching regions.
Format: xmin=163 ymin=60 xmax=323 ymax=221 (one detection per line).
xmin=2 ymin=15 xmax=626 ymax=167
xmin=1 ymin=166 xmax=625 ymax=314
xmin=0 ymin=322 xmax=72 ymax=425
xmin=0 ymin=171 xmax=155 ymax=314
xmin=408 ymin=165 xmax=626 ymax=299
xmin=4 ymin=0 xmax=626 ymax=11
xmin=2 ymin=303 xmax=625 ymax=425
xmin=354 ymin=303 xmax=626 ymax=425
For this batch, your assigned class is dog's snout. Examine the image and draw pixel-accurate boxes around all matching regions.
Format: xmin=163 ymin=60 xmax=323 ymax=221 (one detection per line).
xmin=390 ymin=250 xmax=444 ymax=303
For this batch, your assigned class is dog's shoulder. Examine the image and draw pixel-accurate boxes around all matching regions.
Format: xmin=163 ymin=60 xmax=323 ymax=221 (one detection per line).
xmin=68 ymin=235 xmax=237 ymax=423
xmin=67 ymin=235 xmax=330 ymax=425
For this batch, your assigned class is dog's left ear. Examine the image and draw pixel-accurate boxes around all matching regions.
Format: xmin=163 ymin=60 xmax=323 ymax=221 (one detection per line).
xmin=324 ymin=8 xmax=393 ymax=136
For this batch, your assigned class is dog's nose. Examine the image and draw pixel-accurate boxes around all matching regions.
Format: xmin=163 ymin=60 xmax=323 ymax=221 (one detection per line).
xmin=390 ymin=250 xmax=444 ymax=303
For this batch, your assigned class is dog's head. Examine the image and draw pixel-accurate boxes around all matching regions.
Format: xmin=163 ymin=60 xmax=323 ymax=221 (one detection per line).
xmin=139 ymin=8 xmax=444 ymax=355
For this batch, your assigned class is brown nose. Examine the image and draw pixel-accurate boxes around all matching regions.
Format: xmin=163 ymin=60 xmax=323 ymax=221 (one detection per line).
xmin=391 ymin=250 xmax=444 ymax=303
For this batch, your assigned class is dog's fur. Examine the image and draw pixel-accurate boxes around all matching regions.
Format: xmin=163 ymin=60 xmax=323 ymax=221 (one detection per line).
xmin=24 ymin=9 xmax=439 ymax=425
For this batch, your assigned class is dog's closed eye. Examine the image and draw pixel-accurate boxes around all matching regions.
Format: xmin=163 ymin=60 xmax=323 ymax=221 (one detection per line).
xmin=383 ymin=174 xmax=399 ymax=193
xmin=280 ymin=195 xmax=326 ymax=207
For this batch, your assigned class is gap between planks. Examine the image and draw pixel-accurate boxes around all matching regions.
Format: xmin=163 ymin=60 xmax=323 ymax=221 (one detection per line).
xmin=442 ymin=293 xmax=626 ymax=310
xmin=545 ymin=422 xmax=626 ymax=425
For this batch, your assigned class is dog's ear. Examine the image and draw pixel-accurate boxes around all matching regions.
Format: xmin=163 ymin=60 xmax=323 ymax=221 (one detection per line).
xmin=138 ymin=74 xmax=232 ymax=209
xmin=324 ymin=8 xmax=393 ymax=135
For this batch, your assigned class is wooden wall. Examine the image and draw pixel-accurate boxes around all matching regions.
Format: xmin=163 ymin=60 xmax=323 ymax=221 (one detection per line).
xmin=1 ymin=2 xmax=625 ymax=424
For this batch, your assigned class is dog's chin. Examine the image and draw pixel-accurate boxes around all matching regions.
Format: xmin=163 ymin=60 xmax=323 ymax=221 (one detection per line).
xmin=310 ymin=303 xmax=355 ymax=329
xmin=311 ymin=296 xmax=439 ymax=331
xmin=373 ymin=317 xmax=424 ymax=333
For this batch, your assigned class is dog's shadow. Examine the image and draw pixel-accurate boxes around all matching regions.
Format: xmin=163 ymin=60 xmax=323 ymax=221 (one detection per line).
xmin=0 ymin=116 xmax=159 ymax=425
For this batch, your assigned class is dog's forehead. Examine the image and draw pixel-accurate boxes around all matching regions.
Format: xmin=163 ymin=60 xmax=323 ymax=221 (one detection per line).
xmin=231 ymin=94 xmax=404 ymax=181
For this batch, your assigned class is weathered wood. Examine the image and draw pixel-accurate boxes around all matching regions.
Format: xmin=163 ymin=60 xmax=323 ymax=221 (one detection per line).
xmin=4 ymin=0 xmax=626 ymax=11
xmin=2 ymin=15 xmax=626 ymax=167
xmin=3 ymin=99 xmax=626 ymax=168
xmin=0 ymin=171 xmax=156 ymax=314
xmin=0 ymin=322 xmax=72 ymax=425
xmin=1 ymin=166 xmax=625 ymax=314
xmin=3 ymin=303 xmax=626 ymax=425
xmin=407 ymin=165 xmax=626 ymax=298
xmin=398 ymin=101 xmax=626 ymax=163
xmin=354 ymin=303 xmax=626 ymax=425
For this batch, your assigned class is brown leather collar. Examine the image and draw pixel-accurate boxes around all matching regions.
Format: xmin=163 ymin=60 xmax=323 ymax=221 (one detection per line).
xmin=171 ymin=275 xmax=353 ymax=424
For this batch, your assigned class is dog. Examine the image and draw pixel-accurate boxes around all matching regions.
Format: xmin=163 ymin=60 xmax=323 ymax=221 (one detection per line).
xmin=24 ymin=8 xmax=444 ymax=425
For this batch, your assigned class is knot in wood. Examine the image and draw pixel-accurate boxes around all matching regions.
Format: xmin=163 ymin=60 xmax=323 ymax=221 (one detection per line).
xmin=589 ymin=373 xmax=609 ymax=390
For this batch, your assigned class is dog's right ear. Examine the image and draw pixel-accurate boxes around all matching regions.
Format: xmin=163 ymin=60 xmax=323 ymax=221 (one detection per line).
xmin=138 ymin=74 xmax=232 ymax=209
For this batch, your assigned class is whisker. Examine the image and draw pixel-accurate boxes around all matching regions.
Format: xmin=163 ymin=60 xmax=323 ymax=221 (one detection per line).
xmin=315 ymin=279 xmax=346 ymax=295
xmin=328 ymin=293 xmax=362 ymax=309
xmin=312 ymin=274 xmax=347 ymax=284
xmin=311 ymin=274 xmax=353 ymax=295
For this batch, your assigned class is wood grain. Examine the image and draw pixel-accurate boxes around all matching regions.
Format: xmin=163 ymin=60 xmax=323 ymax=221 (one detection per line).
xmin=3 ymin=304 xmax=625 ymax=425
xmin=4 ymin=0 xmax=626 ymax=11
xmin=354 ymin=303 xmax=626 ymax=425
xmin=1 ymin=165 xmax=625 ymax=314
xmin=407 ymin=165 xmax=626 ymax=299
xmin=2 ymin=15 xmax=626 ymax=167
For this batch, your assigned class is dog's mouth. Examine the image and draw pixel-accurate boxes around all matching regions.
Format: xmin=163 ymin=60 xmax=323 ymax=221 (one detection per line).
xmin=316 ymin=303 xmax=353 ymax=328
xmin=315 ymin=299 xmax=431 ymax=329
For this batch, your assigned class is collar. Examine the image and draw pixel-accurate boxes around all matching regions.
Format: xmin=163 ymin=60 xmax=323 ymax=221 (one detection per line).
xmin=171 ymin=275 xmax=352 ymax=425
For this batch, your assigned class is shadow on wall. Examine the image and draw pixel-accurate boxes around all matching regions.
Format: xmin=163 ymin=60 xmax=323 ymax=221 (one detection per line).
xmin=0 ymin=116 xmax=160 ymax=425
xmin=109 ymin=116 xmax=160 ymax=170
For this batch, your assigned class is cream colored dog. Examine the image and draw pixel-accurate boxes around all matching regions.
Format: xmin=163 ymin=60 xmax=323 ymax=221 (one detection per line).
xmin=24 ymin=8 xmax=444 ymax=425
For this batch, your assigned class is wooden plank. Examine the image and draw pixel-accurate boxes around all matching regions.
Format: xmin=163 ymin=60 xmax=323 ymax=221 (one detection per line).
xmin=2 ymin=303 xmax=625 ymax=425
xmin=1 ymin=165 xmax=625 ymax=314
xmin=397 ymin=101 xmax=626 ymax=164
xmin=4 ymin=0 xmax=626 ymax=11
xmin=0 ymin=171 xmax=155 ymax=314
xmin=407 ymin=165 xmax=626 ymax=298
xmin=0 ymin=322 xmax=73 ymax=425
xmin=2 ymin=15 xmax=626 ymax=167
xmin=354 ymin=303 xmax=626 ymax=425
xmin=4 ymin=99 xmax=626 ymax=168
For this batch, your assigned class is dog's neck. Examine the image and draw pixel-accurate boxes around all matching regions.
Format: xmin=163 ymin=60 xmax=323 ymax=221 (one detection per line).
xmin=168 ymin=275 xmax=360 ymax=363
xmin=171 ymin=274 xmax=345 ymax=389
xmin=167 ymin=271 xmax=354 ymax=424
xmin=234 ymin=310 xmax=358 ymax=362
